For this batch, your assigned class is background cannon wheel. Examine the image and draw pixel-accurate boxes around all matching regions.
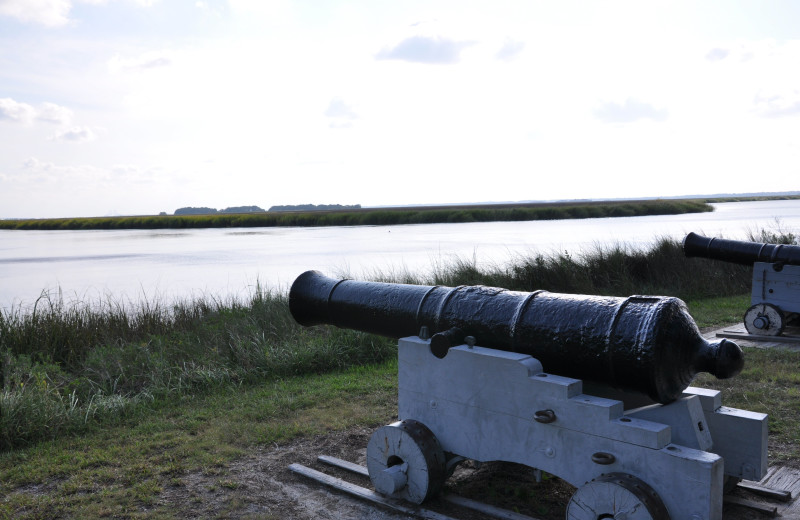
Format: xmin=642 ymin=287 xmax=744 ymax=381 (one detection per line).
xmin=744 ymin=303 xmax=785 ymax=336
xmin=366 ymin=419 xmax=446 ymax=504
xmin=566 ymin=473 xmax=670 ymax=520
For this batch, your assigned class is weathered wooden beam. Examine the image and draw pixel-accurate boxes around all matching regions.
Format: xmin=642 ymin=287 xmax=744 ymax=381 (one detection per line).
xmin=315 ymin=455 xmax=541 ymax=520
xmin=723 ymin=495 xmax=778 ymax=517
xmin=441 ymin=494 xmax=541 ymax=520
xmin=289 ymin=463 xmax=458 ymax=520
xmin=317 ymin=455 xmax=368 ymax=476
xmin=737 ymin=480 xmax=793 ymax=502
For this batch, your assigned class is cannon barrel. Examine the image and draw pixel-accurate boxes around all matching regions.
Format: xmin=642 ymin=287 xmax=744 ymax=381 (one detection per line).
xmin=289 ymin=270 xmax=744 ymax=404
xmin=683 ymin=231 xmax=800 ymax=266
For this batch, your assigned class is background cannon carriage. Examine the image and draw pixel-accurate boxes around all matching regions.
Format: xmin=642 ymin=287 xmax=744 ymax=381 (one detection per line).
xmin=683 ymin=232 xmax=800 ymax=337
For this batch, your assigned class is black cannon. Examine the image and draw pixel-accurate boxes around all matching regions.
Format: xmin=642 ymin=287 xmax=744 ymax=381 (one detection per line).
xmin=684 ymin=232 xmax=800 ymax=336
xmin=683 ymin=231 xmax=800 ymax=267
xmin=290 ymin=270 xmax=743 ymax=404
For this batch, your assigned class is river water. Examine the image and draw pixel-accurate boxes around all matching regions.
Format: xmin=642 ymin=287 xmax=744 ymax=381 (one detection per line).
xmin=1 ymin=200 xmax=798 ymax=310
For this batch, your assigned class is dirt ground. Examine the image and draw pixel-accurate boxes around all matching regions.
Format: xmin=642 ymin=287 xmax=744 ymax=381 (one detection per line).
xmin=157 ymin=424 xmax=789 ymax=520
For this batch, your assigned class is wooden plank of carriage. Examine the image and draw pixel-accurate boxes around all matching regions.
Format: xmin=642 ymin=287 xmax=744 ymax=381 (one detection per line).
xmin=705 ymin=322 xmax=800 ymax=351
xmin=732 ymin=466 xmax=800 ymax=517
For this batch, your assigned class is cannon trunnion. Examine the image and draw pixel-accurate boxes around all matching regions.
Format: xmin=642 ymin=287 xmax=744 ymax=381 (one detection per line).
xmin=684 ymin=232 xmax=800 ymax=336
xmin=289 ymin=271 xmax=768 ymax=519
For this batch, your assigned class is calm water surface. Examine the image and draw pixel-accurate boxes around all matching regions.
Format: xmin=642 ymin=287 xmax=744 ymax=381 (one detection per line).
xmin=1 ymin=200 xmax=799 ymax=310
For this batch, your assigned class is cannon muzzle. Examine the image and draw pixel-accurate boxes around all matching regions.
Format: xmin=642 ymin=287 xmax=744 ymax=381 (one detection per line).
xmin=289 ymin=270 xmax=744 ymax=404
xmin=683 ymin=231 xmax=800 ymax=266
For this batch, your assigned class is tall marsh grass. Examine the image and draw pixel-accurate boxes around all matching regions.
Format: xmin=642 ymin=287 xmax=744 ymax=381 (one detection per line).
xmin=0 ymin=288 xmax=394 ymax=450
xmin=429 ymin=237 xmax=752 ymax=297
xmin=1 ymin=231 xmax=795 ymax=450
xmin=0 ymin=200 xmax=713 ymax=230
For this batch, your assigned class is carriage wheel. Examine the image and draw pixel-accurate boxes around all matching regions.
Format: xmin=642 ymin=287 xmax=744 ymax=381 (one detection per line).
xmin=744 ymin=303 xmax=785 ymax=336
xmin=566 ymin=473 xmax=670 ymax=520
xmin=365 ymin=419 xmax=446 ymax=504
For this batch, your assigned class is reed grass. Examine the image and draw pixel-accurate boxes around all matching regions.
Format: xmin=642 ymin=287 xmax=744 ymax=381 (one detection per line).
xmin=0 ymin=230 xmax=795 ymax=451
xmin=0 ymin=199 xmax=713 ymax=230
xmin=374 ymin=236 xmax=753 ymax=299
xmin=0 ymin=288 xmax=395 ymax=450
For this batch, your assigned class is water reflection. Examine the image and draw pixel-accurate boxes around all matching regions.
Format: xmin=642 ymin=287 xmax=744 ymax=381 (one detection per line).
xmin=0 ymin=254 xmax=147 ymax=264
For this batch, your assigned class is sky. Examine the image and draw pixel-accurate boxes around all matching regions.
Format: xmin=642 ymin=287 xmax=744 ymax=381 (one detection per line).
xmin=1 ymin=1 xmax=799 ymax=219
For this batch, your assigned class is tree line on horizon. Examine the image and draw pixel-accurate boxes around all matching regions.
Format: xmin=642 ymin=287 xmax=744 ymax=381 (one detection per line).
xmin=173 ymin=204 xmax=361 ymax=215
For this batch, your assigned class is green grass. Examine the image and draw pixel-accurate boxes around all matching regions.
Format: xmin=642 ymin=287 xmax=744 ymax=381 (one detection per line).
xmin=0 ymin=361 xmax=398 ymax=519
xmin=693 ymin=347 xmax=800 ymax=465
xmin=684 ymin=294 xmax=752 ymax=329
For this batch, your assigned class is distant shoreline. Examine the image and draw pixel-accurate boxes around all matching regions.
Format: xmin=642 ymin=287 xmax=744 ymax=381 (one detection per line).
xmin=1 ymin=195 xmax=798 ymax=231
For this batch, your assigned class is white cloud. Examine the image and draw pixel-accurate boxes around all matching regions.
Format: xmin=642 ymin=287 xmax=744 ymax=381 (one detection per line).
xmin=699 ymin=40 xmax=800 ymax=119
xmin=0 ymin=98 xmax=75 ymax=128
xmin=194 ymin=0 xmax=222 ymax=16
xmin=19 ymin=157 xmax=163 ymax=184
xmin=705 ymin=48 xmax=730 ymax=62
xmin=0 ymin=98 xmax=36 ymax=123
xmin=0 ymin=0 xmax=157 ymax=26
xmin=226 ymin=0 xmax=290 ymax=17
xmin=108 ymin=50 xmax=174 ymax=73
xmin=0 ymin=0 xmax=72 ymax=26
xmin=111 ymin=164 xmax=139 ymax=175
xmin=18 ymin=157 xmax=139 ymax=184
xmin=325 ymin=97 xmax=357 ymax=129
xmin=19 ymin=157 xmax=75 ymax=183
xmin=36 ymin=102 xmax=73 ymax=125
xmin=22 ymin=157 xmax=54 ymax=171
xmin=376 ymin=35 xmax=475 ymax=64
xmin=495 ymin=39 xmax=525 ymax=62
xmin=705 ymin=39 xmax=789 ymax=66
xmin=754 ymin=89 xmax=800 ymax=118
xmin=51 ymin=126 xmax=98 ymax=142
xmin=110 ymin=163 xmax=165 ymax=183
xmin=593 ymin=98 xmax=669 ymax=123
